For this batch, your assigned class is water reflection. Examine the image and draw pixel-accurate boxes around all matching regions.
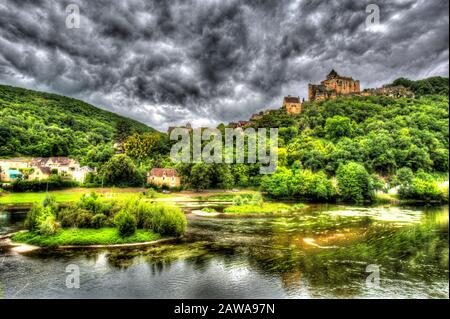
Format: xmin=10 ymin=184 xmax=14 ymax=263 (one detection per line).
xmin=0 ymin=204 xmax=448 ymax=298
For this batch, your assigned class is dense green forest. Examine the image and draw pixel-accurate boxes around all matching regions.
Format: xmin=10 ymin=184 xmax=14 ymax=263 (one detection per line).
xmin=0 ymin=84 xmax=157 ymax=167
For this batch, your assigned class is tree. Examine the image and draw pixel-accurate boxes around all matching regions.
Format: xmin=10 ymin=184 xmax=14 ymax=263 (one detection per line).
xmin=114 ymin=119 xmax=133 ymax=143
xmin=325 ymin=116 xmax=355 ymax=140
xmin=100 ymin=154 xmax=143 ymax=187
xmin=189 ymin=163 xmax=211 ymax=190
xmin=123 ymin=132 xmax=167 ymax=160
xmin=336 ymin=162 xmax=374 ymax=202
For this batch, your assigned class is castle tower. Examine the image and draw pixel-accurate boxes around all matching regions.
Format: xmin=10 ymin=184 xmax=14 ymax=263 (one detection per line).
xmin=283 ymin=95 xmax=302 ymax=115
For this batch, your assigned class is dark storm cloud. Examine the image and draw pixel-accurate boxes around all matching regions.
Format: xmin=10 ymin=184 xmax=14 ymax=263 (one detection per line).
xmin=0 ymin=0 xmax=448 ymax=131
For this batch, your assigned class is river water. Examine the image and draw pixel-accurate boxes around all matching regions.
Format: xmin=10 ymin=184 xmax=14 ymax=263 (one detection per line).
xmin=0 ymin=203 xmax=448 ymax=299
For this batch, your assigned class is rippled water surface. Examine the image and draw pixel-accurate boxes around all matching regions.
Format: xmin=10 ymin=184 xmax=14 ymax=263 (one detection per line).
xmin=0 ymin=203 xmax=448 ymax=298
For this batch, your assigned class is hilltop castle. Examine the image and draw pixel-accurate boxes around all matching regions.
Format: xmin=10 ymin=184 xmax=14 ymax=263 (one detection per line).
xmin=308 ymin=69 xmax=360 ymax=102
xmin=233 ymin=69 xmax=417 ymax=123
xmin=280 ymin=69 xmax=414 ymax=115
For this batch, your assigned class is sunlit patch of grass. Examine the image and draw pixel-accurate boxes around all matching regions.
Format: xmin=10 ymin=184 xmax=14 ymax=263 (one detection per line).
xmin=224 ymin=203 xmax=292 ymax=214
xmin=11 ymin=228 xmax=161 ymax=247
xmin=0 ymin=188 xmax=173 ymax=205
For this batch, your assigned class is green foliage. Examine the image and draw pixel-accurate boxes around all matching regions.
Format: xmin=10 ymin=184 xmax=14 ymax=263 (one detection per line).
xmin=251 ymin=193 xmax=264 ymax=207
xmin=390 ymin=76 xmax=449 ymax=96
xmin=336 ymin=162 xmax=374 ymax=202
xmin=91 ymin=214 xmax=108 ymax=229
xmin=148 ymin=204 xmax=187 ymax=236
xmin=232 ymin=195 xmax=249 ymax=206
xmin=0 ymin=85 xmax=156 ymax=167
xmin=398 ymin=172 xmax=448 ymax=202
xmin=224 ymin=203 xmax=291 ymax=214
xmin=38 ymin=214 xmax=60 ymax=236
xmin=252 ymin=92 xmax=448 ymax=177
xmin=8 ymin=175 xmax=78 ymax=192
xmin=119 ymin=196 xmax=186 ymax=236
xmin=57 ymin=193 xmax=116 ymax=228
xmin=397 ymin=167 xmax=414 ymax=184
xmin=324 ymin=115 xmax=355 ymax=140
xmin=146 ymin=188 xmax=157 ymax=198
xmin=100 ymin=154 xmax=144 ymax=187
xmin=123 ymin=132 xmax=169 ymax=160
xmin=114 ymin=210 xmax=137 ymax=237
xmin=261 ymin=168 xmax=336 ymax=201
xmin=12 ymin=228 xmax=161 ymax=247
xmin=24 ymin=195 xmax=59 ymax=231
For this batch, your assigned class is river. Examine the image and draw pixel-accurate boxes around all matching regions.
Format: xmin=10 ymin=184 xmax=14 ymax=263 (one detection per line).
xmin=0 ymin=202 xmax=448 ymax=299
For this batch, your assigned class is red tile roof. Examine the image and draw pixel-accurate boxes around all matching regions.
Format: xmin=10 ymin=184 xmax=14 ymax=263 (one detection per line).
xmin=149 ymin=168 xmax=178 ymax=177
xmin=283 ymin=96 xmax=301 ymax=103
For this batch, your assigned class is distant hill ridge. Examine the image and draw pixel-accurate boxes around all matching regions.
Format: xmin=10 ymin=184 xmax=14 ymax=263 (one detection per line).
xmin=0 ymin=84 xmax=157 ymax=167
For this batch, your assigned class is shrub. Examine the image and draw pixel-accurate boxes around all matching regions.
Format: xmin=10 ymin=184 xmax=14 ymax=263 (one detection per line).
xmin=38 ymin=215 xmax=60 ymax=236
xmin=91 ymin=214 xmax=107 ymax=229
xmin=75 ymin=210 xmax=94 ymax=228
xmin=291 ymin=170 xmax=336 ymax=201
xmin=336 ymin=162 xmax=374 ymax=202
xmin=25 ymin=196 xmax=59 ymax=231
xmin=250 ymin=193 xmax=264 ymax=207
xmin=10 ymin=176 xmax=78 ymax=192
xmin=232 ymin=195 xmax=249 ymax=206
xmin=114 ymin=210 xmax=137 ymax=237
xmin=100 ymin=154 xmax=144 ymax=187
xmin=146 ymin=188 xmax=157 ymax=198
xmin=147 ymin=204 xmax=186 ymax=236
xmin=396 ymin=167 xmax=414 ymax=186
xmin=399 ymin=177 xmax=446 ymax=202
xmin=25 ymin=204 xmax=44 ymax=231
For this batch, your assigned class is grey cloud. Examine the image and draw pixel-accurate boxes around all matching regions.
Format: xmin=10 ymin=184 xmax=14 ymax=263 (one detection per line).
xmin=0 ymin=0 xmax=447 ymax=131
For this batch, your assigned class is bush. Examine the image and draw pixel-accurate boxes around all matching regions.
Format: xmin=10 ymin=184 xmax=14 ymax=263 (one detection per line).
xmin=291 ymin=170 xmax=336 ymax=201
xmin=25 ymin=204 xmax=44 ymax=231
xmin=24 ymin=196 xmax=59 ymax=231
xmin=38 ymin=215 xmax=60 ymax=236
xmin=114 ymin=210 xmax=137 ymax=237
xmin=250 ymin=193 xmax=264 ymax=207
xmin=100 ymin=154 xmax=144 ymax=187
xmin=10 ymin=175 xmax=78 ymax=192
xmin=336 ymin=162 xmax=374 ymax=202
xmin=91 ymin=214 xmax=108 ymax=229
xmin=232 ymin=195 xmax=249 ymax=206
xmin=398 ymin=177 xmax=447 ymax=202
xmin=146 ymin=188 xmax=157 ymax=199
xmin=147 ymin=204 xmax=186 ymax=236
xmin=261 ymin=168 xmax=336 ymax=201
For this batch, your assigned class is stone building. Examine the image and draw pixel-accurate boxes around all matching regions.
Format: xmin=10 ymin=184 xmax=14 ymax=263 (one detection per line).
xmin=147 ymin=168 xmax=180 ymax=188
xmin=0 ymin=157 xmax=93 ymax=183
xmin=282 ymin=96 xmax=302 ymax=114
xmin=167 ymin=122 xmax=192 ymax=135
xmin=362 ymin=85 xmax=415 ymax=98
xmin=308 ymin=69 xmax=360 ymax=101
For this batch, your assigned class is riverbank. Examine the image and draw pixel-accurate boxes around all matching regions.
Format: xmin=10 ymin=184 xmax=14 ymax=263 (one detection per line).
xmin=0 ymin=188 xmax=257 ymax=206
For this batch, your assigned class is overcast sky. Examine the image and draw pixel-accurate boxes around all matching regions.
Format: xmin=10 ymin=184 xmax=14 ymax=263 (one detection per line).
xmin=0 ymin=0 xmax=448 ymax=131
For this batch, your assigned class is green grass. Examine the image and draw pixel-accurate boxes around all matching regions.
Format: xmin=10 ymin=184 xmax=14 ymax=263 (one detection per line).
xmin=223 ymin=203 xmax=296 ymax=214
xmin=11 ymin=228 xmax=161 ymax=247
xmin=194 ymin=191 xmax=257 ymax=201
xmin=0 ymin=187 xmax=172 ymax=205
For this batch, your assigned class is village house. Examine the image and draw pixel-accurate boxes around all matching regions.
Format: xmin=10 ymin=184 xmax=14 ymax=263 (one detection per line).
xmin=147 ymin=168 xmax=180 ymax=188
xmin=0 ymin=157 xmax=94 ymax=183
xmin=282 ymin=95 xmax=303 ymax=115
